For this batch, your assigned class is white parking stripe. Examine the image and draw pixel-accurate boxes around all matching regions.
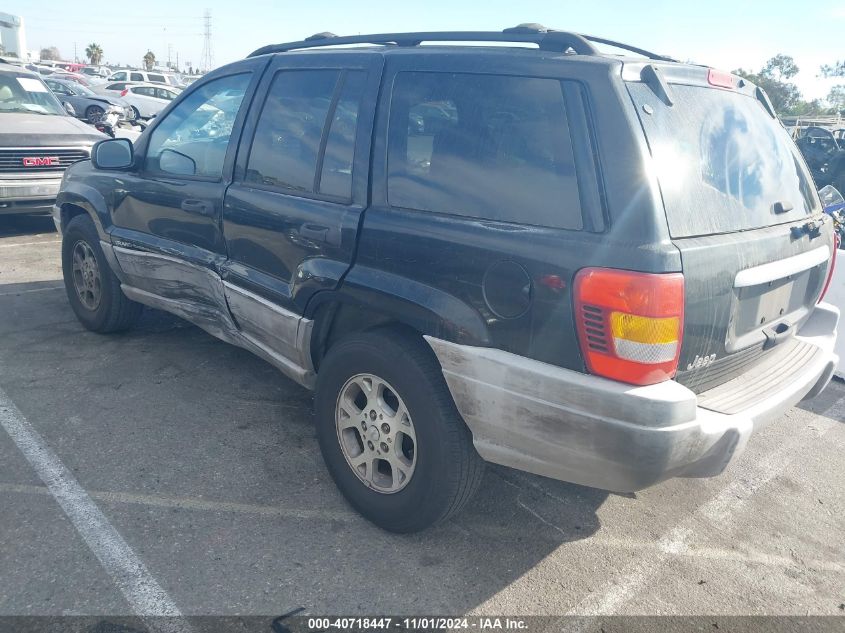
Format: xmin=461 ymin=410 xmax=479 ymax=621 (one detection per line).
xmin=0 ymin=481 xmax=356 ymax=522
xmin=0 ymin=240 xmax=60 ymax=248
xmin=570 ymin=397 xmax=843 ymax=616
xmin=0 ymin=386 xmax=185 ymax=622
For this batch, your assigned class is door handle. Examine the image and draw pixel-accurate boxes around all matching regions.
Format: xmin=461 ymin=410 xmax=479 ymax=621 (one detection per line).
xmin=299 ymin=223 xmax=330 ymax=242
xmin=180 ymin=199 xmax=215 ymax=217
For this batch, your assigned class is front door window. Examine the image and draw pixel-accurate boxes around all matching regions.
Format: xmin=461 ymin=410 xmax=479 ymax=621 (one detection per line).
xmin=144 ymin=73 xmax=251 ymax=179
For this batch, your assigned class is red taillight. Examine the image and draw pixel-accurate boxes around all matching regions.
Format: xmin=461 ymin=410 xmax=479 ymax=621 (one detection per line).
xmin=819 ymin=239 xmax=838 ymax=302
xmin=707 ymin=68 xmax=735 ymax=89
xmin=574 ymin=268 xmax=685 ymax=386
xmin=120 ymin=89 xmax=128 ymax=97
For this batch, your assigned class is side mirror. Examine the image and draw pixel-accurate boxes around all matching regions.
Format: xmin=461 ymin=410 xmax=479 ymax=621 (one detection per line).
xmin=92 ymin=138 xmax=133 ymax=170
xmin=159 ymin=148 xmax=196 ymax=176
xmin=63 ymin=101 xmax=76 ymax=116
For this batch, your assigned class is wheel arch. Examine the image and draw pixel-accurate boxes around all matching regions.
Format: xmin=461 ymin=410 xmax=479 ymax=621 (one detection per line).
xmin=56 ymin=183 xmax=111 ymax=239
xmin=305 ymin=267 xmax=491 ymax=372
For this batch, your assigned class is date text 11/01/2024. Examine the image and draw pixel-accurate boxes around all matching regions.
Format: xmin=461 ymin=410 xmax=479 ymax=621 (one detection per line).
xmin=306 ymin=617 xmax=528 ymax=630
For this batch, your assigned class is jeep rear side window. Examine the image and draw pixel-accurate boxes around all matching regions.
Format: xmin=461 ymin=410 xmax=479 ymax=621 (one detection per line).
xmin=387 ymin=72 xmax=584 ymax=230
xmin=246 ymin=70 xmax=365 ymax=200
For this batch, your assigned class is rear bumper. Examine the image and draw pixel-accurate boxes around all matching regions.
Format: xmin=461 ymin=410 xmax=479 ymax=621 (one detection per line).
xmin=0 ymin=178 xmax=62 ymax=215
xmin=426 ymin=302 xmax=839 ymax=492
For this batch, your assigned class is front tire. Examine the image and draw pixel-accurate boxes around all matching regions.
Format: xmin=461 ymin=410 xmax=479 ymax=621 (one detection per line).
xmin=315 ymin=329 xmax=484 ymax=532
xmin=61 ymin=214 xmax=142 ymax=333
xmin=85 ymin=105 xmax=105 ymax=123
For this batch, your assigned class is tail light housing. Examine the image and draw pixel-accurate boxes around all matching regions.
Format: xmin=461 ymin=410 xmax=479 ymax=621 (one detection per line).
xmin=574 ymin=268 xmax=685 ymax=386
xmin=120 ymin=89 xmax=128 ymax=97
xmin=819 ymin=237 xmax=838 ymax=303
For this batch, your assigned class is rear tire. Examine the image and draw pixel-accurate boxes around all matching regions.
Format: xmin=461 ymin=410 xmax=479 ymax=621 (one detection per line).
xmin=315 ymin=328 xmax=484 ymax=532
xmin=61 ymin=214 xmax=142 ymax=333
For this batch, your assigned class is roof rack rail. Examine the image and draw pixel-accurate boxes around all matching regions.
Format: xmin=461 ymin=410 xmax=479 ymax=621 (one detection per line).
xmin=249 ymin=27 xmax=598 ymax=57
xmin=248 ymin=25 xmax=674 ymax=62
xmin=580 ymin=35 xmax=675 ymax=62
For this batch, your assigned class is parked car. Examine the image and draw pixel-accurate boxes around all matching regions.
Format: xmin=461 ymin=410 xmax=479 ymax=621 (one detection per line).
xmin=44 ymin=77 xmax=132 ymax=123
xmin=80 ymin=66 xmax=109 ymax=78
xmin=106 ymin=69 xmax=183 ymax=88
xmin=90 ymin=80 xmax=137 ymax=96
xmin=112 ymin=82 xmax=179 ymax=119
xmin=27 ymin=64 xmax=60 ymax=76
xmin=0 ymin=62 xmax=104 ymax=215
xmin=52 ymin=71 xmax=93 ymax=88
xmin=54 ymin=26 xmax=839 ymax=532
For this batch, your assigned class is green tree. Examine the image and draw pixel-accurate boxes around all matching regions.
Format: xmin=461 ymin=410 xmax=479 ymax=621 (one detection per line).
xmin=142 ymin=50 xmax=156 ymax=71
xmin=734 ymin=69 xmax=801 ymax=114
xmin=762 ymin=54 xmax=799 ymax=81
xmin=820 ymin=61 xmax=845 ymax=78
xmin=39 ymin=46 xmax=61 ymax=61
xmin=827 ymin=85 xmax=845 ymax=112
xmin=85 ymin=43 xmax=103 ymax=66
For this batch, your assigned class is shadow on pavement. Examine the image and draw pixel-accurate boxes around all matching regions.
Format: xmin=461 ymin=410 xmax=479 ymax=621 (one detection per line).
xmin=795 ymin=377 xmax=845 ymax=421
xmin=0 ymin=214 xmax=56 ymax=238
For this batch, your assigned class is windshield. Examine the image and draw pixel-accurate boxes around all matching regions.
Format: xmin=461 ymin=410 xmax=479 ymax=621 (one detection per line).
xmin=69 ymin=82 xmax=96 ymax=97
xmin=629 ymin=82 xmax=819 ymax=238
xmin=0 ymin=73 xmax=67 ymax=116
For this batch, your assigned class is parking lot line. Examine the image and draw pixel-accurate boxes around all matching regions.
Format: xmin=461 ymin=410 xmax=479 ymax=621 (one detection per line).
xmin=4 ymin=480 xmax=841 ymax=575
xmin=0 ymin=481 xmax=357 ymax=522
xmin=0 ymin=386 xmax=185 ymax=621
xmin=0 ymin=240 xmax=60 ymax=249
xmin=569 ymin=395 xmax=844 ymax=616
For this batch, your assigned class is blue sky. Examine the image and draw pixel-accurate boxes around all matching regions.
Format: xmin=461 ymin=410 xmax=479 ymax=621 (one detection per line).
xmin=6 ymin=0 xmax=844 ymax=99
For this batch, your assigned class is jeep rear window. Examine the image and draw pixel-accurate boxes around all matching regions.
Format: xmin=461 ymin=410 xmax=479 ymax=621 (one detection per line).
xmin=387 ymin=72 xmax=584 ymax=230
xmin=629 ymin=83 xmax=819 ymax=238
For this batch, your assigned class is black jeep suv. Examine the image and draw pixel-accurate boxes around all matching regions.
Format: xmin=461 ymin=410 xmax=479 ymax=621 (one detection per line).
xmin=54 ymin=26 xmax=840 ymax=532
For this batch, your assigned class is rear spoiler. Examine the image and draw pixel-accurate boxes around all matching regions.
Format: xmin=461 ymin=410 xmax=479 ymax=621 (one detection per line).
xmin=621 ymin=61 xmax=778 ymax=118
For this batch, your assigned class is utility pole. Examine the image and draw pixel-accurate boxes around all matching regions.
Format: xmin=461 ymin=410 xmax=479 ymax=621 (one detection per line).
xmin=200 ymin=9 xmax=213 ymax=72
xmin=73 ymin=42 xmax=77 ymax=63
xmin=168 ymin=43 xmax=172 ymax=69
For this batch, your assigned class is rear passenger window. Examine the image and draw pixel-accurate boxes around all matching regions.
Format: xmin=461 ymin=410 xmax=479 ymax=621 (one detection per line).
xmin=130 ymin=72 xmax=144 ymax=82
xmin=318 ymin=72 xmax=365 ymax=199
xmin=388 ymin=72 xmax=583 ymax=230
xmin=149 ymin=74 xmax=166 ymax=83
xmin=246 ymin=70 xmax=364 ymax=200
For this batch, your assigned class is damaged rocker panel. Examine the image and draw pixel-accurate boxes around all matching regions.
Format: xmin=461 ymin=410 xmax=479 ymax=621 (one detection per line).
xmin=107 ymin=242 xmax=316 ymax=389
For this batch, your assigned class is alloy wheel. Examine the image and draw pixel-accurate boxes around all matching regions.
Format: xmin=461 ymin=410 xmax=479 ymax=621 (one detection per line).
xmin=335 ymin=373 xmax=417 ymax=494
xmin=71 ymin=240 xmax=102 ymax=311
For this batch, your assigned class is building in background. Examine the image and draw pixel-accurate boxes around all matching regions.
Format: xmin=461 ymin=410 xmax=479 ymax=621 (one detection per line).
xmin=0 ymin=12 xmax=28 ymax=60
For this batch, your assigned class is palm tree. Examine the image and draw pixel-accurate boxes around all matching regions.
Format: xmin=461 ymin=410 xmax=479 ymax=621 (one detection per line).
xmin=85 ymin=43 xmax=103 ymax=66
xmin=142 ymin=50 xmax=156 ymax=71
